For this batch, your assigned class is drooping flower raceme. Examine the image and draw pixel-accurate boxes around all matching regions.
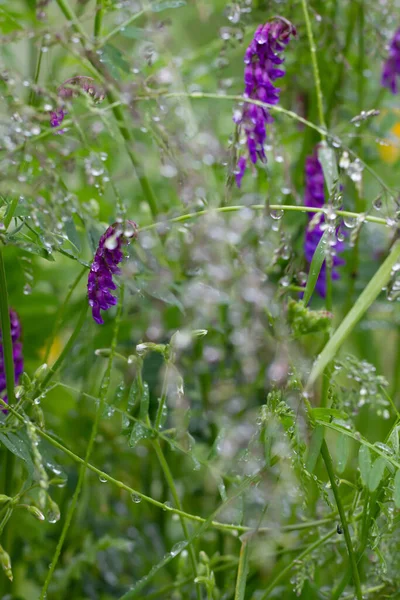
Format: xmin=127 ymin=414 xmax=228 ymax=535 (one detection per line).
xmin=0 ymin=309 xmax=24 ymax=407
xmin=50 ymin=76 xmax=105 ymax=132
xmin=88 ymin=221 xmax=137 ymax=325
xmin=382 ymin=28 xmax=400 ymax=94
xmin=234 ymin=17 xmax=296 ymax=187
xmin=304 ymin=151 xmax=345 ymax=298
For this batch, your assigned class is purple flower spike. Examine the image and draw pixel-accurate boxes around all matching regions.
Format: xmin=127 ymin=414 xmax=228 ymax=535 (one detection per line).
xmin=382 ymin=28 xmax=400 ymax=94
xmin=0 ymin=309 xmax=24 ymax=411
xmin=234 ymin=17 xmax=296 ymax=186
xmin=304 ymin=149 xmax=345 ymax=298
xmin=88 ymin=221 xmax=138 ymax=325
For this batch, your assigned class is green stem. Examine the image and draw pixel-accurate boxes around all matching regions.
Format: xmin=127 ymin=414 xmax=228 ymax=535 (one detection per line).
xmin=259 ymin=529 xmax=336 ymax=599
xmin=152 ymin=438 xmax=202 ymax=600
xmin=139 ymin=204 xmax=387 ymax=231
xmin=0 ymin=392 xmax=348 ymax=536
xmin=234 ymin=539 xmax=250 ymax=600
xmin=55 ymin=0 xmax=89 ymax=43
xmin=100 ymin=9 xmax=145 ymax=46
xmin=300 ymin=0 xmax=327 ymax=134
xmin=0 ymin=246 xmax=16 ymax=406
xmin=39 ymin=289 xmax=123 ymax=598
xmin=94 ymin=0 xmax=104 ymax=40
xmin=320 ymin=440 xmax=362 ymax=600
xmin=154 ymin=363 xmax=170 ymax=430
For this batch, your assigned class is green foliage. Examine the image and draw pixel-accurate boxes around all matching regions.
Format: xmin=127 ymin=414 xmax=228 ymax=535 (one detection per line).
xmin=0 ymin=0 xmax=399 ymax=599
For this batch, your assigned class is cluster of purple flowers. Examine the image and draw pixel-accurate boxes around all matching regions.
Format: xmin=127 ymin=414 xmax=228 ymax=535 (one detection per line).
xmin=0 ymin=310 xmax=23 ymax=408
xmin=234 ymin=17 xmax=296 ymax=187
xmin=88 ymin=221 xmax=137 ymax=325
xmin=382 ymin=28 xmax=400 ymax=94
xmin=50 ymin=76 xmax=105 ymax=132
xmin=304 ymin=151 xmax=345 ymax=298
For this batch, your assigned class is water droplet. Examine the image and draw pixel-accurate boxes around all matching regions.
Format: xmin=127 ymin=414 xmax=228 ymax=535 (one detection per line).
xmin=131 ymin=493 xmax=142 ymax=504
xmin=270 ymin=209 xmax=284 ymax=220
xmin=170 ymin=541 xmax=186 ymax=557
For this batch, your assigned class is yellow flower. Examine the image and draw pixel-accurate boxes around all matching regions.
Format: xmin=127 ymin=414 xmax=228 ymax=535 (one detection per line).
xmin=379 ymin=121 xmax=400 ymax=164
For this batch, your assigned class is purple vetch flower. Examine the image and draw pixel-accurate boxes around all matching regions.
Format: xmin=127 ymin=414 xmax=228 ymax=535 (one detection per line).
xmin=88 ymin=221 xmax=138 ymax=325
xmin=50 ymin=76 xmax=105 ymax=132
xmin=304 ymin=150 xmax=345 ymax=298
xmin=382 ymin=28 xmax=400 ymax=94
xmin=234 ymin=17 xmax=296 ymax=187
xmin=0 ymin=309 xmax=24 ymax=410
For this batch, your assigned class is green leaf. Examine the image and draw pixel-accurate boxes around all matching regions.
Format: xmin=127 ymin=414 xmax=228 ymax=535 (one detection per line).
xmin=369 ymin=456 xmax=387 ymax=492
xmin=394 ymin=470 xmax=400 ymax=508
xmin=0 ymin=431 xmax=34 ymax=476
xmin=103 ymin=44 xmax=131 ymax=77
xmin=317 ymin=143 xmax=338 ymax=197
xmin=302 ymin=230 xmax=329 ymax=306
xmin=358 ymin=445 xmax=371 ymax=486
xmin=311 ymin=408 xmax=348 ymax=422
xmin=336 ymin=433 xmax=350 ymax=474
xmin=64 ymin=218 xmax=81 ymax=253
xmin=305 ymin=425 xmax=324 ymax=473
xmin=129 ymin=422 xmax=151 ymax=448
xmin=307 ymin=241 xmax=400 ymax=389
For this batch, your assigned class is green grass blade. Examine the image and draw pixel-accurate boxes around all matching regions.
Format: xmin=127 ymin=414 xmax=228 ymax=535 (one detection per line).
xmin=307 ymin=241 xmax=400 ymax=389
xmin=303 ymin=230 xmax=329 ymax=306
xmin=234 ymin=539 xmax=250 ymax=600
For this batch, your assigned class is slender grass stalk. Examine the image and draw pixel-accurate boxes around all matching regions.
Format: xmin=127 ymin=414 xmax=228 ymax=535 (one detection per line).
xmin=139 ymin=204 xmax=387 ymax=231
xmin=320 ymin=440 xmax=362 ymax=600
xmin=307 ymin=241 xmax=400 ymax=389
xmin=152 ymin=438 xmax=202 ymax=600
xmin=39 ymin=288 xmax=124 ymax=599
xmin=300 ymin=0 xmax=327 ymax=134
xmin=234 ymin=539 xmax=250 ymax=600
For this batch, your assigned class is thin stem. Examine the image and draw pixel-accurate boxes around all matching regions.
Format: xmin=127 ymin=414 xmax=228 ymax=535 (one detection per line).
xmin=139 ymin=204 xmax=387 ymax=231
xmin=0 ymin=246 xmax=16 ymax=406
xmin=39 ymin=288 xmax=123 ymax=598
xmin=259 ymin=529 xmax=336 ymax=599
xmin=234 ymin=539 xmax=250 ymax=600
xmin=94 ymin=0 xmax=104 ymax=40
xmin=135 ymin=91 xmax=395 ymax=198
xmin=300 ymin=0 xmax=327 ymax=134
xmin=100 ymin=9 xmax=145 ymax=46
xmin=152 ymin=438 xmax=202 ymax=600
xmin=154 ymin=363 xmax=170 ymax=430
xmin=55 ymin=0 xmax=90 ymax=43
xmin=320 ymin=440 xmax=362 ymax=600
xmin=0 ymin=395 xmax=337 ymax=536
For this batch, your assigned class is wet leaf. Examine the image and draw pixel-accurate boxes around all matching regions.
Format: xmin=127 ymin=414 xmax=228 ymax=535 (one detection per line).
xmin=359 ymin=445 xmax=371 ymax=486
